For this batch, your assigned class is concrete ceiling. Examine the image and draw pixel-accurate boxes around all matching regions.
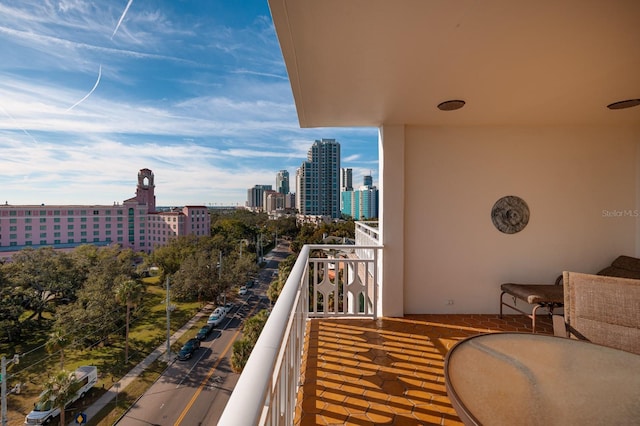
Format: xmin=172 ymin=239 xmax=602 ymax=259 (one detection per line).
xmin=268 ymin=0 xmax=640 ymax=128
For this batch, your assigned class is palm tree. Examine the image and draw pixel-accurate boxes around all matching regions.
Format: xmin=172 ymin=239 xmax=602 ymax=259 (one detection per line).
xmin=45 ymin=329 xmax=69 ymax=370
xmin=114 ymin=279 xmax=144 ymax=363
xmin=39 ymin=370 xmax=81 ymax=426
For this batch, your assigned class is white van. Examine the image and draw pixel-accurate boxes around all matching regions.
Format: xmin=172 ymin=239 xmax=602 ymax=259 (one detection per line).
xmin=24 ymin=366 xmax=98 ymax=425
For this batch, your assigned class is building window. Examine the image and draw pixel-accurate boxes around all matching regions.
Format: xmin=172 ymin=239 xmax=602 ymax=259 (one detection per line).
xmin=67 ymin=210 xmax=74 ymax=215
xmin=9 ymin=226 xmax=16 ymax=231
xmin=54 ymin=218 xmax=60 ymax=223
xmin=25 ymin=218 xmax=32 ymax=224
xmin=40 ymin=218 xmax=46 ymax=223
xmin=10 ymin=219 xmax=16 ymax=224
xmin=25 ymin=241 xmax=32 ymax=245
xmin=93 ymin=210 xmax=99 ymax=215
xmin=81 ymin=217 xmax=87 ymax=222
xmin=81 ymin=231 xmax=87 ymax=236
xmin=9 ymin=211 xmax=16 ymax=216
xmin=54 ymin=225 xmax=60 ymax=230
xmin=54 ymin=210 xmax=60 ymax=215
xmin=68 ymin=225 xmax=74 ymax=230
xmin=54 ymin=232 xmax=60 ymax=237
xmin=10 ymin=234 xmax=17 ymax=239
xmin=40 ymin=233 xmax=47 ymax=238
xmin=68 ymin=218 xmax=74 ymax=222
xmin=68 ymin=232 xmax=74 ymax=237
xmin=93 ymin=231 xmax=99 ymax=236
xmin=93 ymin=224 xmax=99 ymax=229
xmin=81 ymin=224 xmax=87 ymax=229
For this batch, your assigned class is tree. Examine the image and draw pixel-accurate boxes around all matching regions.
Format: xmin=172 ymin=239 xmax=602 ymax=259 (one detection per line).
xmin=230 ymin=339 xmax=253 ymax=373
xmin=0 ymin=268 xmax=25 ymax=342
xmin=231 ymin=309 xmax=269 ymax=373
xmin=46 ymin=329 xmax=69 ymax=370
xmin=114 ymin=279 xmax=144 ymax=363
xmin=38 ymin=370 xmax=82 ymax=426
xmin=5 ymin=247 xmax=84 ymax=321
xmin=54 ymin=245 xmax=139 ymax=348
xmin=242 ymin=309 xmax=269 ymax=345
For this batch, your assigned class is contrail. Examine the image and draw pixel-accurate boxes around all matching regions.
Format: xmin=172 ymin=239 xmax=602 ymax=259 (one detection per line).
xmin=66 ymin=64 xmax=102 ymax=112
xmin=111 ymin=0 xmax=134 ymax=40
xmin=0 ymin=104 xmax=40 ymax=144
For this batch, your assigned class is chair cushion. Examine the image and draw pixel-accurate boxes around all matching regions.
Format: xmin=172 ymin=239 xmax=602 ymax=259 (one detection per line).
xmin=597 ymin=266 xmax=640 ymax=280
xmin=611 ymin=255 xmax=640 ymax=272
xmin=501 ymin=283 xmax=565 ymax=305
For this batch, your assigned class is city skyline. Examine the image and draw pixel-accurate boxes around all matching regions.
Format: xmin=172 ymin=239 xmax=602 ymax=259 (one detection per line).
xmin=0 ymin=0 xmax=378 ymax=207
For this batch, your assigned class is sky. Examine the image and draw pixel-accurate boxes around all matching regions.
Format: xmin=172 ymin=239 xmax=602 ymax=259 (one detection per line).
xmin=0 ymin=0 xmax=378 ymax=207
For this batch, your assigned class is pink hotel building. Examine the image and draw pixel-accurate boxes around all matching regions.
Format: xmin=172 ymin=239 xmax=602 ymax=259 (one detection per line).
xmin=0 ymin=169 xmax=210 ymax=259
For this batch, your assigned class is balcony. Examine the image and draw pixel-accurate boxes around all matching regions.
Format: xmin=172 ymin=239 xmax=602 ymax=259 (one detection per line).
xmin=219 ymin=222 xmax=553 ymax=425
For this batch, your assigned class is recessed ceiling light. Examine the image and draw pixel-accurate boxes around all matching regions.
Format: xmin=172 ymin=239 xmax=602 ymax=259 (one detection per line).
xmin=607 ymin=99 xmax=640 ymax=110
xmin=437 ymin=100 xmax=466 ymax=111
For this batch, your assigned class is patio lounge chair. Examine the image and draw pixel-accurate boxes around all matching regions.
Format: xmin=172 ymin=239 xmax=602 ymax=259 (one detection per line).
xmin=500 ymin=255 xmax=640 ymax=333
xmin=500 ymin=276 xmax=564 ymax=333
xmin=553 ymin=271 xmax=640 ymax=355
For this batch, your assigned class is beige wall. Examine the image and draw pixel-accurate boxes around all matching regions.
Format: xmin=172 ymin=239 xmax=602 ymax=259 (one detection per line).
xmin=401 ymin=125 xmax=639 ymax=314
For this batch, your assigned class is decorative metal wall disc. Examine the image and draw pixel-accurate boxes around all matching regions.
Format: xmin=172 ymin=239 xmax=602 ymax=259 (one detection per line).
xmin=491 ymin=196 xmax=529 ymax=234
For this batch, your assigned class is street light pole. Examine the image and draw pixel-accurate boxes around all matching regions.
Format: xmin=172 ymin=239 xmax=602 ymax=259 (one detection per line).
xmin=165 ymin=276 xmax=171 ymax=362
xmin=219 ymin=251 xmax=225 ymax=305
xmin=1 ymin=354 xmax=20 ymax=426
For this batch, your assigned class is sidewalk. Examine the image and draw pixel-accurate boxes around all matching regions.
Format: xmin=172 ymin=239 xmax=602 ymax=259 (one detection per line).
xmin=79 ymin=302 xmax=215 ymax=424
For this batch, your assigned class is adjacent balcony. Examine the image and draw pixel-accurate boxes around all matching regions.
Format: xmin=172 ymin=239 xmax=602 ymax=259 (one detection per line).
xmin=219 ymin=222 xmax=552 ymax=425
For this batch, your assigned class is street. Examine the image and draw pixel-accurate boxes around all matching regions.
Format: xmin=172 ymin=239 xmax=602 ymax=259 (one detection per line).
xmin=116 ymin=242 xmax=290 ymax=426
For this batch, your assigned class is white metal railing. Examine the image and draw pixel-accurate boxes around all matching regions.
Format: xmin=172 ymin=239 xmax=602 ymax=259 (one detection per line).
xmin=218 ymin=238 xmax=382 ymax=426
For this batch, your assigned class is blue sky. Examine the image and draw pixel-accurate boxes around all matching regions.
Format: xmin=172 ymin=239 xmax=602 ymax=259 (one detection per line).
xmin=0 ymin=0 xmax=378 ymax=207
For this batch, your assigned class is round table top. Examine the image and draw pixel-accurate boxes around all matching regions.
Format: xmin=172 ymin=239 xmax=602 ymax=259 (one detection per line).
xmin=444 ymin=332 xmax=640 ymax=426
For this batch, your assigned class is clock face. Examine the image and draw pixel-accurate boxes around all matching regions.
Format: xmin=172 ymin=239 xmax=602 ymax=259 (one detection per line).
xmin=491 ymin=196 xmax=529 ymax=234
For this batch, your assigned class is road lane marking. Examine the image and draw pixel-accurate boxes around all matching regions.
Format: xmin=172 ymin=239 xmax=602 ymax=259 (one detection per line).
xmin=173 ymin=296 xmax=264 ymax=425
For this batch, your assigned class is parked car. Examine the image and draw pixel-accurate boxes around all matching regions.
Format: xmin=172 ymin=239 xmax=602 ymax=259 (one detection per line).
xmin=196 ymin=324 xmax=213 ymax=340
xmin=246 ymin=280 xmax=254 ymax=288
xmin=25 ymin=366 xmax=98 ymax=425
xmin=223 ymin=303 xmax=234 ymax=313
xmin=239 ymin=285 xmax=248 ymax=295
xmin=207 ymin=307 xmax=227 ymax=326
xmin=177 ymin=338 xmax=201 ymax=360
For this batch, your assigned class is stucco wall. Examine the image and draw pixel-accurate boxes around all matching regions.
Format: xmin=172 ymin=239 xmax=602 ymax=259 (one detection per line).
xmin=403 ymin=126 xmax=639 ymax=314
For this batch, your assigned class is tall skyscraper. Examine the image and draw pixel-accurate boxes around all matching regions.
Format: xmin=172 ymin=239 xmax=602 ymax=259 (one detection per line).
xmin=341 ymin=168 xmax=353 ymax=191
xmin=341 ymin=174 xmax=379 ymax=220
xmin=276 ymin=170 xmax=290 ymax=194
xmin=246 ymin=185 xmax=272 ymax=210
xmin=296 ymin=139 xmax=341 ymax=218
